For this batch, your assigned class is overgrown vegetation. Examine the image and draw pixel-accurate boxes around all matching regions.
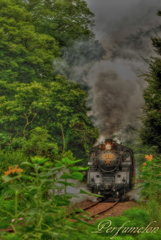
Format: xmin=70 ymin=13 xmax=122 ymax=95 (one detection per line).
xmin=0 ymin=157 xmax=92 ymax=239
xmin=1 ymin=155 xmax=161 ymax=240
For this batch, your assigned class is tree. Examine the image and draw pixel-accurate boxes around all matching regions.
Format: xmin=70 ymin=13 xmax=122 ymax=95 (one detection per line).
xmin=0 ymin=76 xmax=98 ymax=160
xmin=141 ymin=12 xmax=161 ymax=152
xmin=0 ymin=0 xmax=59 ymax=84
xmin=0 ymin=0 xmax=98 ymax=161
xmin=19 ymin=0 xmax=95 ymax=47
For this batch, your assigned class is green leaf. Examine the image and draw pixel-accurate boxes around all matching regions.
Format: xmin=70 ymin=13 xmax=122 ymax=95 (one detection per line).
xmin=57 ymin=181 xmax=76 ymax=187
xmin=2 ymin=175 xmax=22 ymax=183
xmin=2 ymin=175 xmax=13 ymax=182
xmin=55 ymin=162 xmax=63 ymax=167
xmin=60 ymin=173 xmax=74 ymax=179
xmin=31 ymin=157 xmax=48 ymax=164
xmin=71 ymin=172 xmax=84 ymax=180
xmin=21 ymin=162 xmax=35 ymax=168
xmin=62 ymin=157 xmax=75 ymax=165
xmin=70 ymin=166 xmax=89 ymax=172
xmin=26 ymin=185 xmax=39 ymax=191
xmin=60 ymin=172 xmax=83 ymax=180
xmin=54 ymin=195 xmax=70 ymax=206
xmin=21 ymin=174 xmax=33 ymax=181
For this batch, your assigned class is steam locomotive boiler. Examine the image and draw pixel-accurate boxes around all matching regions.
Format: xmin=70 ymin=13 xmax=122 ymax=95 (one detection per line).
xmin=87 ymin=139 xmax=134 ymax=200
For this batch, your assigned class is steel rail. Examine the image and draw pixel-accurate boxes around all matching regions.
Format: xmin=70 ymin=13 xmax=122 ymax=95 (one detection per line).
xmin=86 ymin=200 xmax=119 ymax=218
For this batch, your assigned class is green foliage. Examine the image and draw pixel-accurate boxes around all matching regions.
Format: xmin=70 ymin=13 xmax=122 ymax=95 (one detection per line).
xmin=21 ymin=0 xmax=95 ymax=47
xmin=0 ymin=157 xmax=91 ymax=239
xmin=137 ymin=156 xmax=161 ymax=223
xmin=0 ymin=150 xmax=29 ymax=175
xmin=122 ymin=207 xmax=152 ymax=225
xmin=114 ymin=237 xmax=135 ymax=240
xmin=0 ymin=0 xmax=98 ymax=162
xmin=138 ymin=232 xmax=161 ymax=240
xmin=135 ymin=155 xmax=161 ymax=231
xmin=127 ymin=137 xmax=159 ymax=167
xmin=1 ymin=156 xmax=161 ymax=240
xmin=141 ymin=14 xmax=161 ymax=152
xmin=0 ymin=0 xmax=59 ymax=84
xmin=0 ymin=197 xmax=15 ymax=229
xmin=0 ymin=77 xmax=98 ymax=161
xmin=57 ymin=207 xmax=160 ymax=240
xmin=21 ymin=127 xmax=59 ymax=159
xmin=138 ymin=156 xmax=161 ymax=203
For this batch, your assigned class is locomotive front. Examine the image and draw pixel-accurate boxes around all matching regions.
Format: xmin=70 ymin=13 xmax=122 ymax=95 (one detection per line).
xmin=87 ymin=139 xmax=134 ymax=200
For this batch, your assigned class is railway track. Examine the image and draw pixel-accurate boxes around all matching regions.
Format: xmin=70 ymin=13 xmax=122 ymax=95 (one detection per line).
xmin=82 ymin=201 xmax=100 ymax=211
xmin=84 ymin=200 xmax=119 ymax=218
xmin=67 ymin=200 xmax=119 ymax=221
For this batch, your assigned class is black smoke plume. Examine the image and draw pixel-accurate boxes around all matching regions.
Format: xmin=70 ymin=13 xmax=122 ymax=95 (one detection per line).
xmin=54 ymin=0 xmax=161 ymax=139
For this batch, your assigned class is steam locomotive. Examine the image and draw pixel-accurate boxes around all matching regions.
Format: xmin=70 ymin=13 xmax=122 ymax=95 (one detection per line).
xmin=87 ymin=139 xmax=134 ymax=200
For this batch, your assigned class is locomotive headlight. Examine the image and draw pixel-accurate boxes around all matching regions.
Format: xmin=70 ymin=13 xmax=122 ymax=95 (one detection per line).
xmin=105 ymin=144 xmax=111 ymax=150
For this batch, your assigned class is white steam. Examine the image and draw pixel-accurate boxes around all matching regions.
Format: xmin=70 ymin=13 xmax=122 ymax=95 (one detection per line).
xmin=125 ymin=188 xmax=141 ymax=202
